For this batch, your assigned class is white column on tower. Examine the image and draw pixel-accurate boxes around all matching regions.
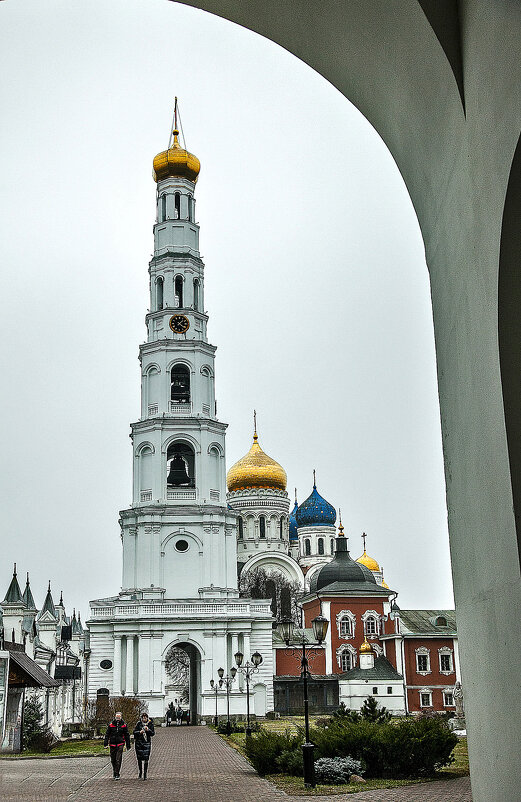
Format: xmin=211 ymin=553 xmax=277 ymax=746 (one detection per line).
xmin=113 ymin=635 xmax=122 ymax=696
xmin=126 ymin=635 xmax=135 ymax=695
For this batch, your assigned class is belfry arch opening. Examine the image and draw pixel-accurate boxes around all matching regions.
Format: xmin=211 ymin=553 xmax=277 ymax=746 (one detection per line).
xmin=175 ymin=275 xmax=184 ymax=308
xmin=171 ymin=364 xmax=190 ymax=404
xmin=166 ymin=441 xmax=195 ymax=487
xmin=164 ymin=642 xmax=200 ymax=723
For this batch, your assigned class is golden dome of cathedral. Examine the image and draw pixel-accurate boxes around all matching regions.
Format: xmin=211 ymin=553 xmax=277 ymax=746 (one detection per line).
xmin=227 ymin=430 xmax=287 ymax=492
xmin=153 ymin=129 xmax=200 ymax=183
xmin=360 ymin=638 xmax=373 ymax=654
xmin=357 ymin=550 xmax=381 ymax=572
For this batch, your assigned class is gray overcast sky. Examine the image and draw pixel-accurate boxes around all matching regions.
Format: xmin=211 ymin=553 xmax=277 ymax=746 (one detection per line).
xmin=0 ymin=0 xmax=453 ymax=619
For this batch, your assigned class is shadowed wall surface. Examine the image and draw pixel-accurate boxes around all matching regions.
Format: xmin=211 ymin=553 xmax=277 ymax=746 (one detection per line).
xmin=172 ymin=2 xmax=521 ymax=800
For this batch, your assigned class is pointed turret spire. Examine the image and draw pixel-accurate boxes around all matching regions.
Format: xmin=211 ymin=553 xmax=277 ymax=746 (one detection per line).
xmin=253 ymin=409 xmax=258 ymax=442
xmin=38 ymin=581 xmax=57 ymax=620
xmin=3 ymin=564 xmax=23 ymax=605
xmin=313 ymin=468 xmax=316 ymax=488
xmin=22 ymin=572 xmax=36 ymax=610
xmin=59 ymin=591 xmax=64 ymax=607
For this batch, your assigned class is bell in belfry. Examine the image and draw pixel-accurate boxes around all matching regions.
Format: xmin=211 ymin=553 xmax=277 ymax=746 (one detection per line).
xmin=167 ymin=454 xmax=190 ymax=486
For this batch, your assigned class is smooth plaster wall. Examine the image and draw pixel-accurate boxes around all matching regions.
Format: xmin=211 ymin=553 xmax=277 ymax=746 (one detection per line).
xmin=173 ymin=2 xmax=521 ymax=799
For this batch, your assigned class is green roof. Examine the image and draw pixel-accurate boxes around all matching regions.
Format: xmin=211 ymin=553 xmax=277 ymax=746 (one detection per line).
xmin=399 ymin=609 xmax=456 ymax=635
xmin=3 ymin=568 xmax=23 ymax=605
xmin=341 ymin=656 xmax=403 ymax=681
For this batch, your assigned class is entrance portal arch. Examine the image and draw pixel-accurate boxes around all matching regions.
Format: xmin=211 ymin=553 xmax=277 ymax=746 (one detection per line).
xmin=164 ymin=641 xmax=202 ymax=724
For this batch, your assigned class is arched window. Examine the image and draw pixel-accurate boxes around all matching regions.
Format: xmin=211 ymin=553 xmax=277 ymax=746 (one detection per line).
xmin=171 ymin=364 xmax=190 ymax=403
xmin=340 ymin=650 xmax=352 ymax=672
xmin=238 ymin=518 xmax=244 ymax=539
xmin=304 ymin=538 xmax=311 ymax=556
xmin=259 ymin=516 xmax=266 ymax=538
xmin=156 ymin=276 xmax=164 ymax=310
xmin=365 ymin=616 xmax=378 ymax=635
xmin=159 ymin=194 xmax=167 ymax=222
xmin=96 ymin=687 xmax=109 ymax=697
xmin=140 ymin=446 xmax=153 ymax=494
xmin=435 ymin=616 xmax=448 ymax=627
xmin=175 ymin=275 xmax=184 ymax=308
xmin=166 ymin=442 xmax=195 ymax=487
xmin=209 ymin=446 xmax=220 ymax=493
xmin=174 ymin=192 xmax=181 ymax=219
xmin=318 ymin=537 xmax=324 ymax=555
xmin=339 ymin=616 xmax=352 ymax=637
xmin=279 ymin=518 xmax=284 ymax=539
xmin=193 ymin=279 xmax=200 ymax=311
xmin=330 ymin=538 xmax=335 ymax=554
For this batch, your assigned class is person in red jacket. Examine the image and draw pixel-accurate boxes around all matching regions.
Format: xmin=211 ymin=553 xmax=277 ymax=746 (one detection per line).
xmin=104 ymin=712 xmax=131 ymax=780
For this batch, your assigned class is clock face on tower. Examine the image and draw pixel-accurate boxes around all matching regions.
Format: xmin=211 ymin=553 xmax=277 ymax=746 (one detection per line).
xmin=169 ymin=314 xmax=190 ymax=334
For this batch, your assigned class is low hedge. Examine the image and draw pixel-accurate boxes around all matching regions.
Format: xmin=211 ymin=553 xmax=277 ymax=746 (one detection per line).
xmin=244 ymin=716 xmax=458 ymax=779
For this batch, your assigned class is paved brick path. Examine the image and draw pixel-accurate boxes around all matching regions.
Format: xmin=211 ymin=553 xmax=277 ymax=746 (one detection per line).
xmin=0 ymin=726 xmax=472 ymax=801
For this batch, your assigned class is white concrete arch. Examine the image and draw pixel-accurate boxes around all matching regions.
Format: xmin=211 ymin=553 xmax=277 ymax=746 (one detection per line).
xmin=161 ymin=432 xmax=200 ymax=454
xmin=200 ymin=364 xmax=214 ymax=377
xmin=166 ymin=357 xmax=194 ymax=373
xmin=135 ymin=441 xmax=155 ymax=457
xmin=142 ymin=362 xmax=161 ymax=376
xmin=161 ymin=530 xmax=203 ymax=552
xmin=241 ymin=552 xmax=304 ymax=589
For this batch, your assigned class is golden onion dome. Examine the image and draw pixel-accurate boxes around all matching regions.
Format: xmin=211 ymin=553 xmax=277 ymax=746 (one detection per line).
xmin=227 ymin=430 xmax=287 ymax=493
xmin=153 ymin=128 xmax=200 ymax=183
xmin=356 ymin=549 xmax=381 ymax=572
xmin=360 ymin=638 xmax=373 ymax=654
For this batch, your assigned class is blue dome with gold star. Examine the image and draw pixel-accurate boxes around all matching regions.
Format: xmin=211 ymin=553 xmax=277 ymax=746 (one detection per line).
xmin=289 ymin=498 xmax=299 ymax=541
xmin=296 ymin=483 xmax=336 ymax=527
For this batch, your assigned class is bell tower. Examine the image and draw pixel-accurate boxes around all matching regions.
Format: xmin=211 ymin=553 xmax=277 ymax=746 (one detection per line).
xmin=120 ymin=102 xmax=237 ymax=599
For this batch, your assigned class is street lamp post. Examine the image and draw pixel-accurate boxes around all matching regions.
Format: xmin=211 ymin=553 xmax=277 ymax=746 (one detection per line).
xmin=217 ymin=666 xmax=237 ymax=735
xmin=277 ymin=613 xmax=329 ymax=788
xmin=234 ymin=650 xmax=263 ymax=736
xmin=209 ymin=678 xmax=223 ymax=727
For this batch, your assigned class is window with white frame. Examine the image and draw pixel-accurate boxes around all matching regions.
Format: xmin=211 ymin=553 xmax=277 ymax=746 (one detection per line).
xmin=336 ymin=610 xmax=356 ymax=639
xmin=415 ymin=647 xmax=431 ymax=674
xmin=340 ymin=650 xmax=352 ymax=671
xmin=372 ymin=643 xmax=384 ymax=657
xmin=365 ymin=616 xmax=378 ymax=635
xmin=444 ymin=691 xmax=454 ymax=706
xmin=361 ymin=610 xmax=380 ymax=637
xmin=336 ymin=644 xmax=356 ymax=671
xmin=439 ymin=648 xmax=454 ymax=673
xmin=420 ymin=690 xmax=432 ymax=707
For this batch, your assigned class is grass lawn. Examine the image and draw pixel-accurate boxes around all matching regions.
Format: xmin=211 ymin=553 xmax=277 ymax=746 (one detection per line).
xmin=2 ymin=739 xmax=107 ymax=759
xmin=221 ymin=719 xmax=469 ymax=796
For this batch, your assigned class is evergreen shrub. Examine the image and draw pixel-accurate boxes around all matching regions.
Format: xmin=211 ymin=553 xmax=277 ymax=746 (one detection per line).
xmin=311 ymin=716 xmax=458 ymax=778
xmin=23 ymin=695 xmax=56 ymax=752
xmin=244 ymin=716 xmax=457 ymax=779
xmin=243 ymin=728 xmax=301 ymax=775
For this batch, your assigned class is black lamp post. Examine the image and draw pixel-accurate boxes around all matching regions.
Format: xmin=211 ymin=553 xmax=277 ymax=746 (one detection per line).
xmin=234 ymin=650 xmax=263 ymax=736
xmin=209 ymin=678 xmax=223 ymax=727
xmin=217 ymin=666 xmax=237 ymax=735
xmin=277 ymin=613 xmax=329 ymax=788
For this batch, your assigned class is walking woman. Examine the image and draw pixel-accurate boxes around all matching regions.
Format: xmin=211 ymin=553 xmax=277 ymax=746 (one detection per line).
xmin=133 ymin=712 xmax=155 ymax=780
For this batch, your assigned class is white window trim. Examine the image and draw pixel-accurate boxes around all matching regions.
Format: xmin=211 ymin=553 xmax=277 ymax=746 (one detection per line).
xmin=438 ymin=647 xmax=454 ymax=674
xmin=336 ymin=643 xmax=357 ymax=670
xmin=372 ymin=643 xmax=384 ymax=657
xmin=443 ymin=688 xmax=455 ymax=707
xmin=415 ymin=646 xmax=431 ymax=675
xmin=419 ymin=688 xmax=433 ymax=707
xmin=336 ymin=609 xmax=356 ymax=639
xmin=361 ymin=609 xmax=381 ymax=638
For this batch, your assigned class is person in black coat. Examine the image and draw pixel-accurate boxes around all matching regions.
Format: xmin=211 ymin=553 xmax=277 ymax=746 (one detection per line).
xmin=133 ymin=713 xmax=155 ymax=780
xmin=104 ymin=712 xmax=131 ymax=780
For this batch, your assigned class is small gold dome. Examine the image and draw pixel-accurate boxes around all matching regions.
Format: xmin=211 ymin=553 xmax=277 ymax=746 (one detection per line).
xmin=153 ymin=129 xmax=200 ymax=183
xmin=381 ymin=578 xmax=389 ymax=589
xmin=360 ymin=638 xmax=373 ymax=654
xmin=227 ymin=431 xmax=287 ymax=492
xmin=356 ymin=549 xmax=381 ymax=572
